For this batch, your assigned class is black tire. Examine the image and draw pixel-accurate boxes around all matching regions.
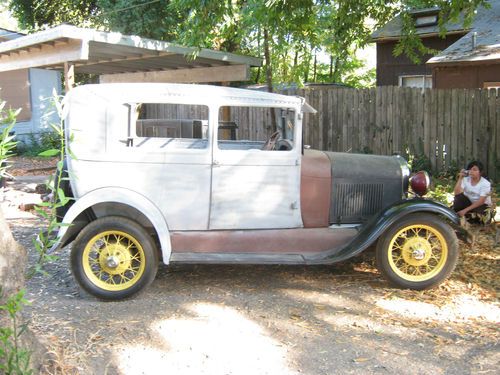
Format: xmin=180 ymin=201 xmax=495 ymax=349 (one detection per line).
xmin=376 ymin=213 xmax=459 ymax=290
xmin=71 ymin=216 xmax=159 ymax=300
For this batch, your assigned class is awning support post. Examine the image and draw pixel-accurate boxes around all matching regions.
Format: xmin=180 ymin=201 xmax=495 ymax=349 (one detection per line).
xmin=64 ymin=62 xmax=75 ymax=92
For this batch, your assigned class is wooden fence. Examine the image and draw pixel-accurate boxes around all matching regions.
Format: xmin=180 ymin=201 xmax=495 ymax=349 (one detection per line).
xmin=278 ymin=86 xmax=500 ymax=181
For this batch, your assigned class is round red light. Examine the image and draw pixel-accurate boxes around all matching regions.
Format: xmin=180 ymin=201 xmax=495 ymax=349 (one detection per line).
xmin=410 ymin=171 xmax=430 ymax=196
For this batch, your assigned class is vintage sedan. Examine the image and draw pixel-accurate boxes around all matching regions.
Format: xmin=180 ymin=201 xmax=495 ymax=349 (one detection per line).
xmin=53 ymin=83 xmax=465 ymax=300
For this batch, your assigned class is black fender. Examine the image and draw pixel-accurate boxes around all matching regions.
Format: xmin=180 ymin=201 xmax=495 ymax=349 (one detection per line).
xmin=305 ymin=198 xmax=468 ymax=264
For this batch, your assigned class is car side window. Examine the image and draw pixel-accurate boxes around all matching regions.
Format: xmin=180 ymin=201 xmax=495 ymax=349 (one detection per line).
xmin=217 ymin=106 xmax=295 ymax=151
xmin=128 ymin=103 xmax=209 ymax=150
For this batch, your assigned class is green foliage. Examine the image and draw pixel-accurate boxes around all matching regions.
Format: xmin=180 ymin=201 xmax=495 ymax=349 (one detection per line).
xmin=7 ymin=0 xmax=489 ymax=85
xmin=404 ymin=145 xmax=432 ymax=173
xmin=9 ymin=0 xmax=99 ymax=30
xmin=408 ymin=153 xmax=432 ymax=173
xmin=0 ymin=289 xmax=32 ymax=375
xmin=427 ymin=176 xmax=454 ymax=206
xmin=96 ymin=0 xmax=184 ymax=41
xmin=16 ymin=131 xmax=60 ymax=157
xmin=0 ymin=102 xmax=19 ymax=180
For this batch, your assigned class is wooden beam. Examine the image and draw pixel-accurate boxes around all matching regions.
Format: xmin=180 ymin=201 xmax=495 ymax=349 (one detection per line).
xmin=100 ymin=64 xmax=250 ymax=83
xmin=0 ymin=39 xmax=86 ymax=72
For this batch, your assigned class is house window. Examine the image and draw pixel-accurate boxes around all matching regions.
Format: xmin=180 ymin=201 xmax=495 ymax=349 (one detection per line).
xmin=484 ymin=82 xmax=500 ymax=89
xmin=415 ymin=14 xmax=438 ymax=27
xmin=399 ymin=75 xmax=432 ymax=88
xmin=0 ymin=69 xmax=31 ymax=122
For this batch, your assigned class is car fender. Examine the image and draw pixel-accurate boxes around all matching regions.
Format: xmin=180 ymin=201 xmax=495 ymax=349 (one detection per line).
xmin=306 ymin=199 xmax=464 ymax=264
xmin=51 ymin=187 xmax=172 ymax=263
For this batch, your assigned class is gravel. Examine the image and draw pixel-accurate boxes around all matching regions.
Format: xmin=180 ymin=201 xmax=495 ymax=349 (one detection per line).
xmin=2 ymin=174 xmax=499 ymax=375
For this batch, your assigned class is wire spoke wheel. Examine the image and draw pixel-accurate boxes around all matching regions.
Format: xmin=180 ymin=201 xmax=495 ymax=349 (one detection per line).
xmin=376 ymin=213 xmax=458 ymax=290
xmin=71 ymin=216 xmax=158 ymax=300
xmin=388 ymin=225 xmax=447 ymax=282
xmin=83 ymin=230 xmax=146 ymax=291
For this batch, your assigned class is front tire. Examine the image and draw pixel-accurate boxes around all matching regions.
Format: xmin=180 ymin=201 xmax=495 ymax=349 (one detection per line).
xmin=71 ymin=216 xmax=159 ymax=300
xmin=376 ymin=213 xmax=458 ymax=290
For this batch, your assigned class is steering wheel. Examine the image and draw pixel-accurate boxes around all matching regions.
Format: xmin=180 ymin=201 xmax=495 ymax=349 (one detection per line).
xmin=261 ymin=131 xmax=281 ymax=151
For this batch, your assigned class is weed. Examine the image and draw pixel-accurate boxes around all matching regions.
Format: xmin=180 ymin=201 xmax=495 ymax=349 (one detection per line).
xmin=0 ymin=103 xmax=19 ymax=185
xmin=29 ymin=92 xmax=72 ymax=277
xmin=0 ymin=289 xmax=32 ymax=375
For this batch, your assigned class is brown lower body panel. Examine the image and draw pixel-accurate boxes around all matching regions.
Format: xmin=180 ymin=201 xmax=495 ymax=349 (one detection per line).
xmin=171 ymin=227 xmax=358 ymax=254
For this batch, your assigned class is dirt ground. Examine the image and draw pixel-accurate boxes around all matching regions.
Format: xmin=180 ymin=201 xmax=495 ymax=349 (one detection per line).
xmin=2 ymin=157 xmax=499 ymax=375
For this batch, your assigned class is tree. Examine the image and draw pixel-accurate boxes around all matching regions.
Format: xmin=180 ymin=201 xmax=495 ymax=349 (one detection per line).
xmin=0 ymin=104 xmax=25 ymax=301
xmin=7 ymin=0 xmax=491 ymax=88
xmin=96 ymin=0 xmax=184 ymax=40
xmin=8 ymin=0 xmax=99 ymax=30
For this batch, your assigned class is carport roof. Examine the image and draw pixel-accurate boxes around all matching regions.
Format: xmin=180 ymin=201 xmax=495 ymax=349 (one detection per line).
xmin=0 ymin=25 xmax=262 ymax=75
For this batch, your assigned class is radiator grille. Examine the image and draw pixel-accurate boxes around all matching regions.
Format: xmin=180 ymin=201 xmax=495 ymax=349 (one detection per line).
xmin=331 ymin=183 xmax=384 ymax=223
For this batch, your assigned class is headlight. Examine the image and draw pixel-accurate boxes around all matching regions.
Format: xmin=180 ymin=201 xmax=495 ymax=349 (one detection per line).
xmin=410 ymin=171 xmax=430 ymax=197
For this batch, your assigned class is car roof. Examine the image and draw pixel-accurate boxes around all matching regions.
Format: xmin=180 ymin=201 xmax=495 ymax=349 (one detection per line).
xmin=67 ymin=83 xmax=305 ymax=109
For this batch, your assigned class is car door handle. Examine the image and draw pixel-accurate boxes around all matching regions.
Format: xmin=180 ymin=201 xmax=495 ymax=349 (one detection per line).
xmin=213 ymin=160 xmax=220 ymax=166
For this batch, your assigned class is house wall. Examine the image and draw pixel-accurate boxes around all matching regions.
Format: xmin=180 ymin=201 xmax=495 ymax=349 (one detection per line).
xmin=13 ymin=68 xmax=62 ymax=139
xmin=432 ymin=63 xmax=500 ymax=88
xmin=376 ymin=34 xmax=464 ymax=86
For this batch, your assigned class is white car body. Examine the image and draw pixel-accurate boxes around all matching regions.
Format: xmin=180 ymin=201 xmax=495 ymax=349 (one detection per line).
xmin=59 ymin=83 xmax=309 ymax=263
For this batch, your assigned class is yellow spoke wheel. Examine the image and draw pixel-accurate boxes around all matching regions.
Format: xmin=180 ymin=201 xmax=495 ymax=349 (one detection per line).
xmin=387 ymin=225 xmax=447 ymax=282
xmin=376 ymin=213 xmax=458 ymax=290
xmin=71 ymin=216 xmax=158 ymax=300
xmin=82 ymin=230 xmax=146 ymax=291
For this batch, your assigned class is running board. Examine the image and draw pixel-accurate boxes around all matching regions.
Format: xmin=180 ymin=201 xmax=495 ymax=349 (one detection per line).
xmin=170 ymin=252 xmax=308 ymax=265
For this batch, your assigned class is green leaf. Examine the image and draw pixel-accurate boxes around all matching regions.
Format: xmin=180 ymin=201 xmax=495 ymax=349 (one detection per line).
xmin=38 ymin=149 xmax=59 ymax=157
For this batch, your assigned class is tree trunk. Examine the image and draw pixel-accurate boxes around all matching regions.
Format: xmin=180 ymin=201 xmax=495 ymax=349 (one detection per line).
xmin=263 ymin=27 xmax=277 ymax=133
xmin=313 ymin=53 xmax=317 ymax=82
xmin=263 ymin=28 xmax=273 ymax=93
xmin=329 ymin=55 xmax=334 ymax=81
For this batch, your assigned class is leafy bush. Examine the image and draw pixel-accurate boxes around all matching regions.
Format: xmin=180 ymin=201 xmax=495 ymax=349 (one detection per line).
xmin=428 ymin=178 xmax=454 ymax=206
xmin=408 ymin=152 xmax=432 ymax=173
xmin=16 ymin=131 xmax=60 ymax=157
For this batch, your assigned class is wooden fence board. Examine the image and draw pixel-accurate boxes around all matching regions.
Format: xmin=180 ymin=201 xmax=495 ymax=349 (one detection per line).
xmin=487 ymin=90 xmax=497 ymax=178
xmin=496 ymin=92 xmax=500 ymax=179
xmin=478 ymin=90 xmax=489 ymax=169
xmin=416 ymin=88 xmax=425 ymax=154
xmin=326 ymin=89 xmax=333 ymax=150
xmin=450 ymin=89 xmax=458 ymax=167
xmin=423 ymin=88 xmax=430 ymax=157
xmin=429 ymin=89 xmax=438 ymax=171
xmin=457 ymin=89 xmax=466 ymax=168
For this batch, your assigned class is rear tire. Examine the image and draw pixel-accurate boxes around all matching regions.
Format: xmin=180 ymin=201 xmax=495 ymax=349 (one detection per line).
xmin=376 ymin=213 xmax=458 ymax=290
xmin=71 ymin=216 xmax=159 ymax=300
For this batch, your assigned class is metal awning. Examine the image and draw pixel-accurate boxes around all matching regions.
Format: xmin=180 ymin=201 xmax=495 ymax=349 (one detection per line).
xmin=0 ymin=25 xmax=262 ymax=85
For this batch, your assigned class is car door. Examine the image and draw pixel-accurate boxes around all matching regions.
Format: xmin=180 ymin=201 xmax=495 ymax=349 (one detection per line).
xmin=209 ymin=104 xmax=303 ymax=230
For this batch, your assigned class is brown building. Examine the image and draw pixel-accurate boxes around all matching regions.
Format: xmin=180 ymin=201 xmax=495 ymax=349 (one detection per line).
xmin=427 ymin=4 xmax=500 ymax=89
xmin=371 ymin=1 xmax=500 ymax=89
